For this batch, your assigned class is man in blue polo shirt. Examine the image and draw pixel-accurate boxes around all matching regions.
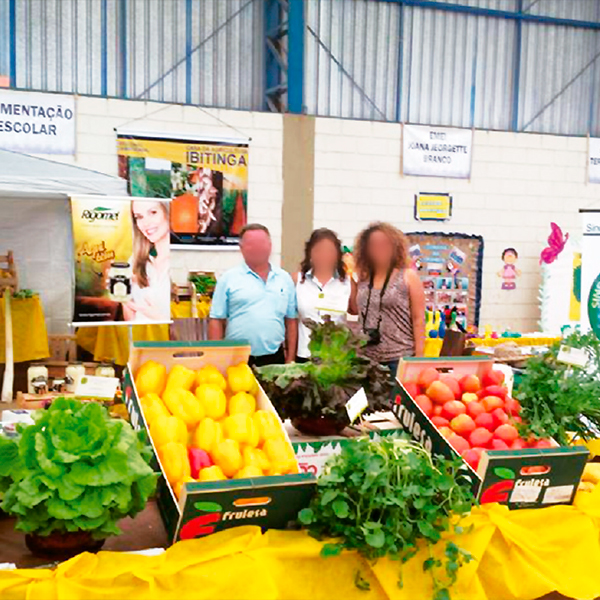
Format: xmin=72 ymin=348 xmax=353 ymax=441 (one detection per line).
xmin=208 ymin=223 xmax=298 ymax=366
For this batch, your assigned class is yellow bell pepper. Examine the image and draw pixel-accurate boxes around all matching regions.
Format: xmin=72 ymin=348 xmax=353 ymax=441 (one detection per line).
xmin=223 ymin=414 xmax=251 ymax=445
xmin=195 ymin=365 xmax=227 ymax=391
xmin=227 ymin=363 xmax=256 ymax=394
xmin=135 ymin=360 xmax=167 ymax=397
xmin=174 ymin=476 xmax=196 ymax=500
xmin=253 ymin=410 xmax=284 ymax=445
xmin=198 ymin=465 xmax=227 ymax=482
xmin=228 ymin=392 xmax=256 ymax=416
xmin=150 ymin=414 xmax=188 ymax=448
xmin=140 ymin=393 xmax=170 ymax=425
xmin=163 ymin=388 xmax=204 ymax=428
xmin=157 ymin=441 xmax=190 ymax=486
xmin=192 ymin=417 xmax=223 ymax=453
xmin=212 ymin=439 xmax=242 ymax=477
xmin=165 ymin=364 xmax=196 ymax=392
xmin=242 ymin=446 xmax=268 ymax=473
xmin=247 ymin=416 xmax=259 ymax=448
xmin=263 ymin=438 xmax=297 ymax=475
xmin=195 ymin=384 xmax=227 ymax=420
xmin=235 ymin=465 xmax=263 ymax=479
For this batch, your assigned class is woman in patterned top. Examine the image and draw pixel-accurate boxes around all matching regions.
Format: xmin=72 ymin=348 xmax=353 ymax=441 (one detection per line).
xmin=350 ymin=222 xmax=425 ymax=375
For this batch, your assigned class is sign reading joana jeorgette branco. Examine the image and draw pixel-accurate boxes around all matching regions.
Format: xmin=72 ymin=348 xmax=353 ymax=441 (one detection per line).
xmin=580 ymin=210 xmax=600 ymax=337
xmin=0 ymin=90 xmax=75 ymax=154
xmin=588 ymin=137 xmax=600 ymax=184
xmin=403 ymin=124 xmax=472 ymax=179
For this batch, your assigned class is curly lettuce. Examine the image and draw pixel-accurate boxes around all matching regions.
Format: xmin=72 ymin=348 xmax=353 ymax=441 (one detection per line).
xmin=2 ymin=398 xmax=157 ymax=538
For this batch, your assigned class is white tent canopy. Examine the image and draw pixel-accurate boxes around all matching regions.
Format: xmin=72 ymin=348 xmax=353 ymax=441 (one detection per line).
xmin=0 ymin=148 xmax=126 ymax=196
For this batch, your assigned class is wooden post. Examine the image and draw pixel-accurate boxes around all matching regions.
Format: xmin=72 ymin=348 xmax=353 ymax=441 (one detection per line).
xmin=1 ymin=289 xmax=13 ymax=403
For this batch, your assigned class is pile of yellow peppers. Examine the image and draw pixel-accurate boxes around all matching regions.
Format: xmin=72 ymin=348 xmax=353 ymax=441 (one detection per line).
xmin=135 ymin=359 xmax=298 ymax=499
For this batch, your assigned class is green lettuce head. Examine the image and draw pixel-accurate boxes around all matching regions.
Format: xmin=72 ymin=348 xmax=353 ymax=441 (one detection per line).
xmin=2 ymin=398 xmax=157 ymax=539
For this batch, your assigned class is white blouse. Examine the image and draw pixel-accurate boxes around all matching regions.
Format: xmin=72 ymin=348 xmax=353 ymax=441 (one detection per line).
xmin=131 ymin=258 xmax=171 ymax=322
xmin=296 ymin=271 xmax=352 ymax=358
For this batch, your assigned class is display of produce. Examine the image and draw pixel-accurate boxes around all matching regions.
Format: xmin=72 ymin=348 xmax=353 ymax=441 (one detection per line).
xmin=255 ymin=318 xmax=393 ymax=435
xmin=135 ymin=359 xmax=297 ymax=499
xmin=400 ymin=364 xmax=543 ymax=471
xmin=516 ymin=331 xmax=600 ymax=445
xmin=0 ymin=398 xmax=157 ymax=557
xmin=298 ymin=437 xmax=474 ymax=600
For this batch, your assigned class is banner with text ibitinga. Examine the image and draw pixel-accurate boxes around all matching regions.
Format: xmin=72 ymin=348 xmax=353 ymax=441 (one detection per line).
xmin=71 ymin=196 xmax=171 ymax=326
xmin=117 ymin=132 xmax=248 ymax=247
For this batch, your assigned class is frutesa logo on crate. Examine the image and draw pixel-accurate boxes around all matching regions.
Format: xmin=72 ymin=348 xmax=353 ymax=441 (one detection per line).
xmin=180 ymin=497 xmax=273 ymax=540
xmin=394 ymin=396 xmax=433 ymax=452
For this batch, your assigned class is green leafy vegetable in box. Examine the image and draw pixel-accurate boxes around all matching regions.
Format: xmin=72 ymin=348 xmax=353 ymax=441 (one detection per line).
xmin=254 ymin=318 xmax=393 ymax=430
xmin=2 ymin=398 xmax=158 ymax=539
xmin=516 ymin=331 xmax=600 ymax=446
xmin=299 ymin=437 xmax=474 ymax=600
xmin=0 ymin=436 xmax=25 ymax=497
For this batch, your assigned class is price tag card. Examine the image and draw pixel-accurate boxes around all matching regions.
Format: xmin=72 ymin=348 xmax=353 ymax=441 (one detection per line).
xmin=557 ymin=345 xmax=588 ymax=368
xmin=346 ymin=387 xmax=368 ymax=424
xmin=75 ymin=375 xmax=119 ymax=400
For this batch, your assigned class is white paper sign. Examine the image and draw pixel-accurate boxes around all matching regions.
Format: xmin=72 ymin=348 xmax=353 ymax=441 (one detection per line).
xmin=75 ymin=375 xmax=119 ymax=400
xmin=589 ymin=137 xmax=600 ymax=184
xmin=580 ymin=210 xmax=600 ymax=334
xmin=0 ymin=90 xmax=75 ymax=154
xmin=346 ymin=387 xmax=369 ymax=423
xmin=403 ymin=124 xmax=472 ymax=179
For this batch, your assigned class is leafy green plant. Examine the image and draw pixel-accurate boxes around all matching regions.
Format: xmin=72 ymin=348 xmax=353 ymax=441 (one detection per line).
xmin=0 ymin=436 xmax=24 ymax=497
xmin=516 ymin=331 xmax=600 ymax=445
xmin=255 ymin=318 xmax=393 ymax=426
xmin=298 ymin=438 xmax=474 ymax=600
xmin=2 ymin=398 xmax=158 ymax=539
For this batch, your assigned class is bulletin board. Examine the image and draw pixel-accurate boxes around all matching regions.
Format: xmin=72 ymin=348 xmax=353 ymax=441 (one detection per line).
xmin=406 ymin=232 xmax=484 ymax=328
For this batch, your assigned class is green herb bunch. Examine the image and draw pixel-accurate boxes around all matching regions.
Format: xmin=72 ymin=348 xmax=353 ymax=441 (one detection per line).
xmin=255 ymin=318 xmax=393 ymax=425
xmin=516 ymin=331 xmax=600 ymax=445
xmin=298 ymin=438 xmax=474 ymax=600
xmin=2 ymin=398 xmax=158 ymax=539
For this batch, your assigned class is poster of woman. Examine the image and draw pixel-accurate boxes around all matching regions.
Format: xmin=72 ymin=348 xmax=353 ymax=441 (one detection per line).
xmin=71 ymin=196 xmax=171 ymax=325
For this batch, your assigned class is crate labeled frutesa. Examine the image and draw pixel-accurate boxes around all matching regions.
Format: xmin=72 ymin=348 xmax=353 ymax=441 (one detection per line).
xmin=393 ymin=357 xmax=589 ymax=509
xmin=124 ymin=341 xmax=316 ymax=543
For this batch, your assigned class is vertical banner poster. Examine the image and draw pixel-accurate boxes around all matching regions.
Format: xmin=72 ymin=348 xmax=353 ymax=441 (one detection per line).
xmin=580 ymin=210 xmax=600 ymax=337
xmin=71 ymin=196 xmax=171 ymax=326
xmin=406 ymin=232 xmax=484 ymax=328
xmin=403 ymin=124 xmax=472 ymax=179
xmin=589 ymin=137 xmax=600 ymax=184
xmin=117 ymin=132 xmax=249 ymax=246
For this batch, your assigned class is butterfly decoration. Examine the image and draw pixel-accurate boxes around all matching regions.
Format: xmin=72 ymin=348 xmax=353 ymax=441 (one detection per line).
xmin=540 ymin=222 xmax=569 ymax=265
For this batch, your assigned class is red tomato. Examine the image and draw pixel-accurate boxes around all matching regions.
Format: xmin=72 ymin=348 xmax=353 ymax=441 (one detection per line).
xmin=483 ymin=385 xmax=508 ymax=399
xmin=441 ymin=400 xmax=467 ymax=421
xmin=450 ymin=414 xmax=476 ymax=436
xmin=461 ymin=448 xmax=483 ymax=471
xmin=431 ymin=416 xmax=450 ymax=428
xmin=474 ymin=413 xmax=495 ymax=432
xmin=414 ymin=394 xmax=433 ymax=417
xmin=448 ymin=433 xmax=470 ymax=454
xmin=459 ymin=374 xmax=481 ymax=394
xmin=490 ymin=439 xmax=509 ymax=450
xmin=491 ymin=408 xmax=509 ymax=429
xmin=504 ymin=398 xmax=522 ymax=416
xmin=439 ymin=375 xmax=461 ymax=399
xmin=466 ymin=400 xmax=486 ymax=419
xmin=494 ymin=423 xmax=519 ymax=444
xmin=482 ymin=396 xmax=504 ymax=412
xmin=402 ymin=382 xmax=419 ymax=399
xmin=510 ymin=438 xmax=526 ymax=450
xmin=482 ymin=370 xmax=505 ymax=388
xmin=417 ymin=367 xmax=439 ymax=390
xmin=469 ymin=427 xmax=493 ymax=448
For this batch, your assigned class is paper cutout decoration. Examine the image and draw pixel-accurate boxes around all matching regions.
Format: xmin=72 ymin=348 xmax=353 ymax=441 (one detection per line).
xmin=499 ymin=248 xmax=520 ymax=290
xmin=540 ymin=222 xmax=569 ymax=265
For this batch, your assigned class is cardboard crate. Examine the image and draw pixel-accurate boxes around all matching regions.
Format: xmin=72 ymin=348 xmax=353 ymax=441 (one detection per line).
xmin=124 ymin=341 xmax=316 ymax=543
xmin=288 ymin=412 xmax=404 ymax=476
xmin=393 ymin=357 xmax=589 ymax=509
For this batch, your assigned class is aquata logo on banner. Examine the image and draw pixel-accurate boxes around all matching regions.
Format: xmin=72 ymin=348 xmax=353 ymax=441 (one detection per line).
xmin=81 ymin=207 xmax=121 ymax=222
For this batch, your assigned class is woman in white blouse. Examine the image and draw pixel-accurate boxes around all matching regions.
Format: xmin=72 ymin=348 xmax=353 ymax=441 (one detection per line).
xmin=292 ymin=228 xmax=353 ymax=361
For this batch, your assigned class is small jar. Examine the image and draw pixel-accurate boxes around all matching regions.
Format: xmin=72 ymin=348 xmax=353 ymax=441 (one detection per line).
xmin=65 ymin=362 xmax=86 ymax=393
xmin=95 ymin=363 xmax=115 ymax=378
xmin=27 ymin=364 xmax=48 ymax=395
xmin=108 ymin=261 xmax=132 ymax=303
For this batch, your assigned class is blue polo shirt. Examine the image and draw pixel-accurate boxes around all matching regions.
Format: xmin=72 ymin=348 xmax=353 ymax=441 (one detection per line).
xmin=210 ymin=263 xmax=297 ymax=356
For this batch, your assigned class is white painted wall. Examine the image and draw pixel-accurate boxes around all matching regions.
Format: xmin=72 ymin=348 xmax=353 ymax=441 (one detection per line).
xmin=313 ymin=118 xmax=600 ymax=333
xmin=3 ymin=90 xmax=599 ymax=334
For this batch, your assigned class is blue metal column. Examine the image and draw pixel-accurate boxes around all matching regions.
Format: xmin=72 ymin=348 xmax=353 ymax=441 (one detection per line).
xmin=511 ymin=0 xmax=523 ymax=131
xmin=287 ymin=0 xmax=305 ymax=114
xmin=9 ymin=0 xmax=16 ymax=87
xmin=119 ymin=0 xmax=128 ymax=98
xmin=185 ymin=0 xmax=192 ymax=104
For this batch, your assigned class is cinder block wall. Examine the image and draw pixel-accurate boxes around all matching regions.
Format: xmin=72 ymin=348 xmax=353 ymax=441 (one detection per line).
xmin=312 ymin=118 xmax=599 ymax=332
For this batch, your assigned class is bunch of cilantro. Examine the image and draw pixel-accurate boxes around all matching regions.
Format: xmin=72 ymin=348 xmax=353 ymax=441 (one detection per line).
xmin=299 ymin=438 xmax=474 ymax=600
xmin=516 ymin=331 xmax=600 ymax=446
xmin=2 ymin=398 xmax=157 ymax=539
xmin=255 ymin=318 xmax=393 ymax=425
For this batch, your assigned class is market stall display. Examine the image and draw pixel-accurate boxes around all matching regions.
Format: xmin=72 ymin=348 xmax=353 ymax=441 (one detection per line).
xmin=123 ymin=341 xmax=315 ymax=542
xmin=395 ymin=357 xmax=588 ymax=506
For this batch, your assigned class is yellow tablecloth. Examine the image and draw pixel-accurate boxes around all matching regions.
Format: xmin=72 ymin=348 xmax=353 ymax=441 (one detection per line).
xmin=2 ymin=489 xmax=600 ymax=600
xmin=0 ymin=296 xmax=49 ymax=363
xmin=75 ymin=302 xmax=193 ymax=366
xmin=424 ymin=336 xmax=561 ymax=358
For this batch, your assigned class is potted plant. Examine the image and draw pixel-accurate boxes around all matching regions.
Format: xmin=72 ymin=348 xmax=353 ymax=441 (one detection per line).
xmin=2 ymin=398 xmax=158 ymax=559
xmin=254 ymin=319 xmax=393 ymax=435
